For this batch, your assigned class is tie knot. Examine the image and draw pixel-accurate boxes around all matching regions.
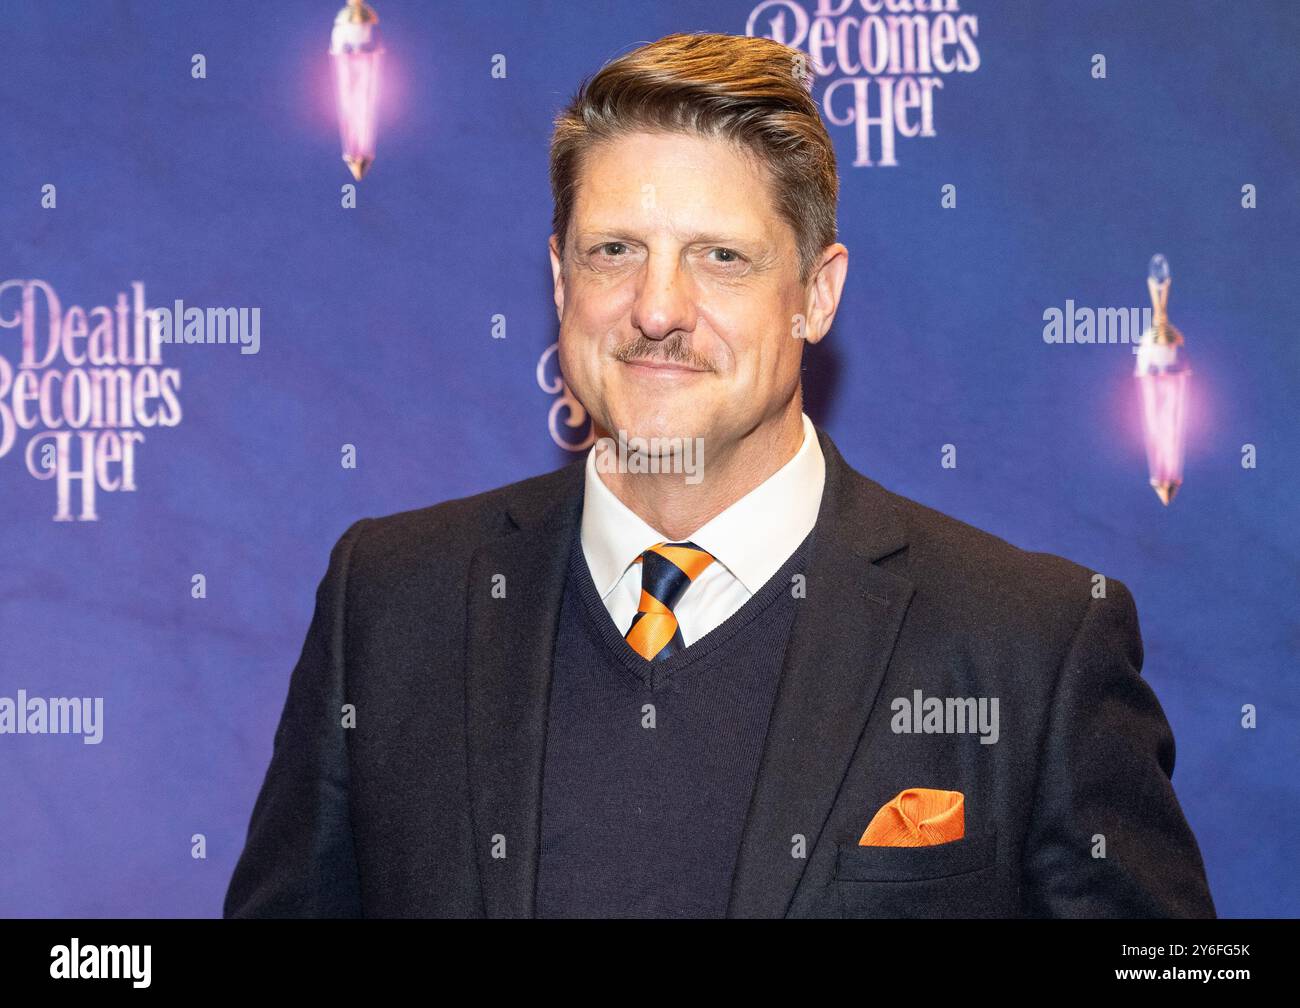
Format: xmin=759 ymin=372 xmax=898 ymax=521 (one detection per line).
xmin=634 ymin=540 xmax=715 ymax=612
xmin=624 ymin=540 xmax=717 ymax=662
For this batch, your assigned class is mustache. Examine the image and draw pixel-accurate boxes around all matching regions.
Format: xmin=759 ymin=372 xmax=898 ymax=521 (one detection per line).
xmin=612 ymin=333 xmax=714 ymax=371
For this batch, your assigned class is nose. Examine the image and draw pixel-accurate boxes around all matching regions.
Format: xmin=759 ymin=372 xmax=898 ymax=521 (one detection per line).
xmin=629 ymin=248 xmax=698 ymax=343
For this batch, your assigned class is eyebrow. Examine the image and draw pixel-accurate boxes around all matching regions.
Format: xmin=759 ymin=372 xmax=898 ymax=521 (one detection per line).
xmin=576 ymin=228 xmax=768 ymax=248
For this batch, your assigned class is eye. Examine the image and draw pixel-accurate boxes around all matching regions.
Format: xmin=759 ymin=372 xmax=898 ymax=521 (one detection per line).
xmin=596 ymin=242 xmax=628 ymax=257
xmin=708 ymin=247 xmax=744 ymax=264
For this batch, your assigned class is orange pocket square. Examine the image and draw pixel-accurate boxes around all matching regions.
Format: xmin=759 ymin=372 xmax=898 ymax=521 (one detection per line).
xmin=858 ymin=787 xmax=965 ymax=846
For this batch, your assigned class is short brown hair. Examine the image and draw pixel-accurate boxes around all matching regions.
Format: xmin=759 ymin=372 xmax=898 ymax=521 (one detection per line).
xmin=549 ymin=32 xmax=838 ymax=286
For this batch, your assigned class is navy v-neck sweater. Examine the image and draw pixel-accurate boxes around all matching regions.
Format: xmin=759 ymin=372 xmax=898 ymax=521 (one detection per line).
xmin=534 ymin=522 xmax=816 ymax=918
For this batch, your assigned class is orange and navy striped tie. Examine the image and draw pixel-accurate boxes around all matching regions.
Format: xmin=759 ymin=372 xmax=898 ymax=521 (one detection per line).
xmin=624 ymin=541 xmax=717 ymax=661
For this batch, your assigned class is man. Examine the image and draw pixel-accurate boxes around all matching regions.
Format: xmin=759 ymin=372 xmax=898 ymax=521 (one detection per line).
xmin=224 ymin=33 xmax=1215 ymax=918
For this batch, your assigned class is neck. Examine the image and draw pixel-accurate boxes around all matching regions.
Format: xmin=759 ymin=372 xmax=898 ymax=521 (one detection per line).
xmin=594 ymin=399 xmax=806 ymax=542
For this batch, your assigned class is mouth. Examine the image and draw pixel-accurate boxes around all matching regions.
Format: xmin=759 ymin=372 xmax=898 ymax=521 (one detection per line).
xmin=624 ymin=359 xmax=709 ymax=374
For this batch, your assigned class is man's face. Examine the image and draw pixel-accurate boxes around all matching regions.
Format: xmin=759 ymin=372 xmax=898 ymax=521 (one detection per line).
xmin=549 ymin=129 xmax=838 ymax=459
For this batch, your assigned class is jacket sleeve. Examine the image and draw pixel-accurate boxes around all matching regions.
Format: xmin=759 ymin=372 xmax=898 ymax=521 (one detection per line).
xmin=223 ymin=518 xmax=372 ymax=918
xmin=1020 ymin=578 xmax=1216 ymax=917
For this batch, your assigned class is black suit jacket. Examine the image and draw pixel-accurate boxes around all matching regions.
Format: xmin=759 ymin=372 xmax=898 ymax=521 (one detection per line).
xmin=224 ymin=425 xmax=1216 ymax=917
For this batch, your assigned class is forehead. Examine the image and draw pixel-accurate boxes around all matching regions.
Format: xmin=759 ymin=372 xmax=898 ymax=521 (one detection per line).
xmin=571 ymin=129 xmax=782 ymax=235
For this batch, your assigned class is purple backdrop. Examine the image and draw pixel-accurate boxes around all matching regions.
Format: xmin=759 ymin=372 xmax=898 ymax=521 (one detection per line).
xmin=0 ymin=0 xmax=1296 ymax=917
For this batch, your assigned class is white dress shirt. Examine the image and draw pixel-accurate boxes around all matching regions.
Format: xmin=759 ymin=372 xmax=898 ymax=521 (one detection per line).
xmin=580 ymin=412 xmax=826 ymax=647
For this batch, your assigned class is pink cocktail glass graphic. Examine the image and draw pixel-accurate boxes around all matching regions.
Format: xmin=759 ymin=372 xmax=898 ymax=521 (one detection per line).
xmin=1134 ymin=254 xmax=1191 ymax=505
xmin=329 ymin=0 xmax=383 ymax=180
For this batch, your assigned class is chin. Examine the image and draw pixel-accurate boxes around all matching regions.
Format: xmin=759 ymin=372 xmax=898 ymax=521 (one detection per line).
xmin=607 ymin=407 xmax=700 ymax=445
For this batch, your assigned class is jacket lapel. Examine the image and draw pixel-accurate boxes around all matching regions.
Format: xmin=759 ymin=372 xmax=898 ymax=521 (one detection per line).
xmin=464 ymin=457 xmax=585 ymax=917
xmin=727 ymin=426 xmax=915 ymax=917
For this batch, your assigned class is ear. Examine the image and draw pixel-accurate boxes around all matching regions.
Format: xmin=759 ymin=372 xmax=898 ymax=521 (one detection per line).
xmin=548 ymin=233 xmax=565 ymax=322
xmin=802 ymin=243 xmax=849 ymax=346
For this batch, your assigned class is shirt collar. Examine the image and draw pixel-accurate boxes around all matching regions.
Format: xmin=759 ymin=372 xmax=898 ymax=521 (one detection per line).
xmin=580 ymin=412 xmax=826 ymax=599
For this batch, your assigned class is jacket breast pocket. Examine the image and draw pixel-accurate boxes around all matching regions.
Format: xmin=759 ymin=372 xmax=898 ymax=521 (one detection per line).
xmin=833 ymin=831 xmax=1005 ymax=918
